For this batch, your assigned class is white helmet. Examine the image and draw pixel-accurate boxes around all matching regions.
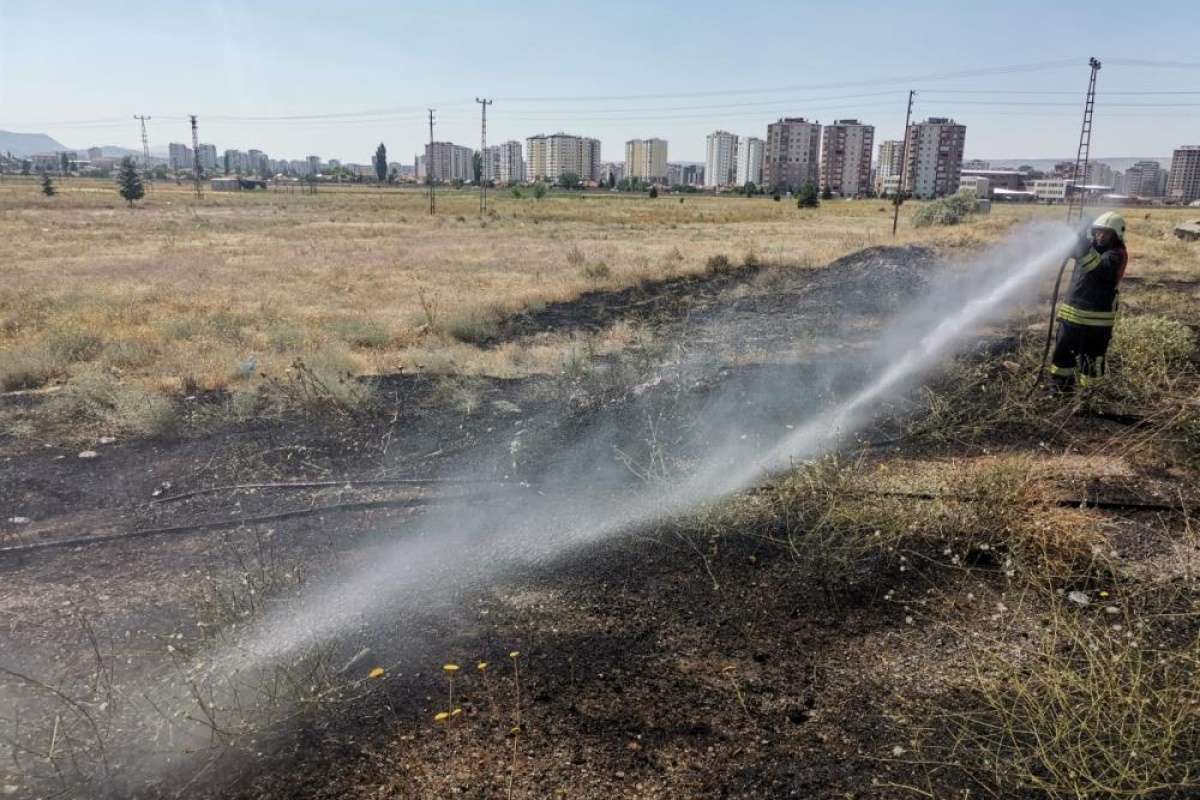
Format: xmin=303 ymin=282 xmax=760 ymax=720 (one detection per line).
xmin=1091 ymin=211 xmax=1126 ymax=241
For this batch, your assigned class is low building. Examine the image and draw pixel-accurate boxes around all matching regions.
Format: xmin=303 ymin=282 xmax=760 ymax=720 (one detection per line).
xmin=1032 ymin=178 xmax=1071 ymax=203
xmin=959 ymin=175 xmax=991 ymax=198
xmin=960 ymin=169 xmax=1024 ymax=192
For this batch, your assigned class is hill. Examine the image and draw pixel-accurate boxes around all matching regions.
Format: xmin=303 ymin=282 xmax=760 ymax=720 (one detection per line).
xmin=0 ymin=130 xmax=68 ymax=157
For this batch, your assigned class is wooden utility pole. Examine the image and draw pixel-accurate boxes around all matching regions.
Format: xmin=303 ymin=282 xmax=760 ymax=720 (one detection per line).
xmin=892 ymin=90 xmax=916 ymax=237
xmin=427 ymin=109 xmax=436 ymax=215
xmin=476 ymin=97 xmax=492 ymax=215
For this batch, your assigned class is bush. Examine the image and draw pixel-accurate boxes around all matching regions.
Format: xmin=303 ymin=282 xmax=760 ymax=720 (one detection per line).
xmin=327 ymin=318 xmax=391 ymax=349
xmin=582 ymin=262 xmax=611 ymax=282
xmin=0 ymin=347 xmax=62 ymax=391
xmin=47 ymin=368 xmax=176 ymax=436
xmin=441 ymin=309 xmax=500 ymax=344
xmin=796 ymin=181 xmax=820 ymax=208
xmin=532 ymin=183 xmax=547 ymax=200
xmin=648 ymin=185 xmax=658 ymax=199
xmin=45 ymin=328 xmax=104 ymax=364
xmin=1102 ymin=314 xmax=1196 ymax=405
xmin=912 ymin=190 xmax=979 ymax=227
xmin=705 ymin=254 xmax=733 ymax=275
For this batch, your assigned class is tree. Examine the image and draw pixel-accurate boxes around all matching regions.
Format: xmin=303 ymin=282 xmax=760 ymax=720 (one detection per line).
xmin=532 ymin=182 xmax=547 ymax=200
xmin=373 ymin=143 xmax=387 ymax=182
xmin=472 ymin=152 xmax=483 ymax=185
xmin=608 ymin=173 xmax=617 ymax=189
xmin=796 ymin=181 xmax=820 ymax=208
xmin=41 ymin=173 xmax=56 ymax=197
xmin=821 ymin=185 xmax=833 ymax=200
xmin=648 ymin=185 xmax=659 ymax=199
xmin=743 ymin=181 xmax=758 ymax=196
xmin=59 ymin=152 xmax=70 ymax=175
xmin=557 ymin=172 xmax=580 ymax=190
xmin=117 ymin=156 xmax=145 ymax=207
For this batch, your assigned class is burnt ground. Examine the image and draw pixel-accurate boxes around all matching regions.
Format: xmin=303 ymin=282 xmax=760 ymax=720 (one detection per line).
xmin=0 ymin=245 xmax=1195 ymax=799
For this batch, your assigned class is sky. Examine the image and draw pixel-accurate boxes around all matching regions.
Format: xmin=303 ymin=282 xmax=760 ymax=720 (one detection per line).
xmin=1 ymin=0 xmax=1198 ymax=165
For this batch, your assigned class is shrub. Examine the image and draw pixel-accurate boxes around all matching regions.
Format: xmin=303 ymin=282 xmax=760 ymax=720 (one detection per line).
xmin=327 ymin=318 xmax=391 ymax=349
xmin=1101 ymin=314 xmax=1196 ymax=405
xmin=705 ymin=254 xmax=733 ymax=275
xmin=648 ymin=185 xmax=659 ymax=199
xmin=47 ymin=368 xmax=176 ymax=436
xmin=441 ymin=309 xmax=500 ymax=344
xmin=912 ymin=190 xmax=979 ymax=227
xmin=796 ymin=181 xmax=820 ymax=208
xmin=0 ymin=347 xmax=62 ymax=391
xmin=582 ymin=262 xmax=611 ymax=282
xmin=45 ymin=328 xmax=104 ymax=364
xmin=532 ymin=183 xmax=547 ymax=200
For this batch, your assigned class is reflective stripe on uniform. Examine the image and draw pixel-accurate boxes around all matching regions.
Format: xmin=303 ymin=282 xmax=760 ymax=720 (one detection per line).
xmin=1047 ymin=363 xmax=1076 ymax=376
xmin=1057 ymin=302 xmax=1117 ymax=326
xmin=1078 ymin=250 xmax=1103 ymax=272
xmin=1078 ymin=373 xmax=1105 ymax=387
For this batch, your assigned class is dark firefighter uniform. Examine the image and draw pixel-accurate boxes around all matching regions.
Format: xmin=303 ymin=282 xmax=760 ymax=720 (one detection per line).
xmin=1049 ymin=211 xmax=1128 ymax=389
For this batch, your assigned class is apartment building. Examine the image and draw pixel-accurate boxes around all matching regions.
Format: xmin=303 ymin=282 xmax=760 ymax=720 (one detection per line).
xmin=875 ymin=140 xmax=904 ymax=196
xmin=168 ymin=142 xmax=193 ymax=171
xmin=1123 ymin=160 xmax=1164 ymax=197
xmin=903 ymin=117 xmax=966 ymax=199
xmin=497 ymin=140 xmax=524 ymax=184
xmin=735 ymin=136 xmax=764 ymax=187
xmin=481 ymin=146 xmax=501 ymax=183
xmin=704 ymin=130 xmax=739 ymax=188
xmin=223 ymin=149 xmax=245 ymax=173
xmin=424 ymin=142 xmax=474 ymax=183
xmin=624 ymin=138 xmax=669 ymax=182
xmin=1167 ymin=146 xmax=1200 ymax=203
xmin=763 ymin=118 xmax=821 ymax=193
xmin=819 ymin=119 xmax=874 ymax=197
xmin=198 ymin=144 xmax=218 ymax=172
xmin=525 ymin=133 xmax=601 ymax=182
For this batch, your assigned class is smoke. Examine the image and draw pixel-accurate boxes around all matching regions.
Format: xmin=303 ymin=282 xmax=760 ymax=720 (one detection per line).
xmin=218 ymin=221 xmax=1076 ymax=669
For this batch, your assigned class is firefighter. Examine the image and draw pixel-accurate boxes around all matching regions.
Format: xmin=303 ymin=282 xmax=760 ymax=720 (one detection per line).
xmin=1048 ymin=211 xmax=1128 ymax=393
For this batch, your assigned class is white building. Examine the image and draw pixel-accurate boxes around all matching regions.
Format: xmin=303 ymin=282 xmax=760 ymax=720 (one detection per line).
xmin=704 ymin=130 xmax=739 ymax=188
xmin=1032 ymin=178 xmax=1071 ymax=203
xmin=498 ymin=140 xmax=523 ymax=184
xmin=875 ymin=140 xmax=904 ymax=196
xmin=959 ymin=175 xmax=991 ymax=198
xmin=525 ymin=133 xmax=601 ymax=182
xmin=425 ymin=142 xmax=474 ymax=182
xmin=735 ymin=136 xmax=764 ymax=187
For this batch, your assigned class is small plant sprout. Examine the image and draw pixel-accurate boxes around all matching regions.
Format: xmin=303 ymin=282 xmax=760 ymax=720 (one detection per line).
xmin=433 ymin=711 xmax=450 ymax=723
xmin=509 ymin=651 xmax=522 ymax=729
xmin=477 ymin=661 xmax=488 ymax=671
xmin=368 ymin=667 xmax=385 ymax=679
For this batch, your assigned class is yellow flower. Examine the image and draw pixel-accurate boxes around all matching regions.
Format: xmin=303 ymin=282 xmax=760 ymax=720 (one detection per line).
xmin=1099 ymin=591 xmax=1110 ymax=598
xmin=434 ymin=711 xmax=450 ymax=722
xmin=477 ymin=661 xmax=488 ymax=671
xmin=443 ymin=663 xmax=460 ymax=673
xmin=509 ymin=651 xmax=520 ymax=658
xmin=368 ymin=667 xmax=385 ymax=679
xmin=451 ymin=708 xmax=463 ymax=716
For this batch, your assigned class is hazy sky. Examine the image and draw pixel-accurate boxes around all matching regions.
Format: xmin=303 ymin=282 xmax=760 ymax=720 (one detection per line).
xmin=2 ymin=0 xmax=1197 ymax=164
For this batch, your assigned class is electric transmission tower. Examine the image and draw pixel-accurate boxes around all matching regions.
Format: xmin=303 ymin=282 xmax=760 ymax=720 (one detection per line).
xmin=476 ymin=97 xmax=492 ymax=215
xmin=1067 ymin=57 xmax=1101 ymax=223
xmin=189 ymin=114 xmax=202 ymax=199
xmin=133 ymin=114 xmax=152 ymax=188
xmin=891 ymin=89 xmax=916 ymax=237
xmin=427 ymin=108 xmax=436 ymax=215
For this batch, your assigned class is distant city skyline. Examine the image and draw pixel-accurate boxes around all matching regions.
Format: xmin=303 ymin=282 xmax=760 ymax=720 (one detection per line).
xmin=2 ymin=1 xmax=1198 ymax=164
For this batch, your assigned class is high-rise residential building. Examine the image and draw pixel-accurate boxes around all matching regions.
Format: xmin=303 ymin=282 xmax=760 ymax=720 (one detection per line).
xmin=1084 ymin=161 xmax=1114 ymax=187
xmin=903 ymin=117 xmax=966 ymax=199
xmin=86 ymin=147 xmax=104 ymax=161
xmin=424 ymin=142 xmax=474 ymax=182
xmin=819 ymin=120 xmax=874 ymax=197
xmin=248 ymin=149 xmax=267 ymax=174
xmin=704 ymin=130 xmax=739 ymax=188
xmin=683 ymin=164 xmax=704 ymax=186
xmin=306 ymin=155 xmax=321 ymax=175
xmin=1123 ymin=160 xmax=1164 ymax=197
xmin=598 ymin=161 xmax=624 ymax=186
xmin=481 ymin=145 xmax=501 ymax=183
xmin=735 ymin=136 xmax=764 ymax=187
xmin=197 ymin=144 xmax=218 ymax=172
xmin=497 ymin=140 xmax=523 ymax=184
xmin=1167 ymin=146 xmax=1200 ymax=203
xmin=763 ymin=118 xmax=821 ymax=193
xmin=875 ymin=140 xmax=904 ymax=195
xmin=525 ymin=133 xmax=601 ymax=182
xmin=223 ymin=149 xmax=244 ymax=173
xmin=168 ymin=142 xmax=192 ymax=171
xmin=624 ymin=138 xmax=669 ymax=182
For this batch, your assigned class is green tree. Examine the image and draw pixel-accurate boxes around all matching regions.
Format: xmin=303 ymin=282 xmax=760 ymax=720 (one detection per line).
xmin=373 ymin=142 xmax=387 ymax=182
xmin=648 ymin=185 xmax=659 ymax=199
xmin=743 ymin=181 xmax=757 ymax=196
xmin=796 ymin=181 xmax=820 ymax=208
xmin=557 ymin=172 xmax=580 ymax=190
xmin=511 ymin=186 xmax=523 ymax=199
xmin=41 ymin=173 xmax=56 ymax=196
xmin=532 ymin=182 xmax=547 ymax=200
xmin=117 ymin=157 xmax=145 ymax=207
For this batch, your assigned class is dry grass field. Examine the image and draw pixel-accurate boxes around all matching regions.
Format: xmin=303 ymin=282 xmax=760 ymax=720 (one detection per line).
xmin=1 ymin=177 xmax=1194 ymax=433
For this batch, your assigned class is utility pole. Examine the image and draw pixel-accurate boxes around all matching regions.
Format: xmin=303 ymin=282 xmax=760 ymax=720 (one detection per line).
xmin=892 ymin=90 xmax=916 ymax=237
xmin=475 ymin=97 xmax=492 ymax=215
xmin=427 ymin=108 xmax=436 ymax=215
xmin=133 ymin=114 xmax=152 ymax=189
xmin=1067 ymin=57 xmax=1101 ymax=223
xmin=189 ymin=114 xmax=202 ymax=199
